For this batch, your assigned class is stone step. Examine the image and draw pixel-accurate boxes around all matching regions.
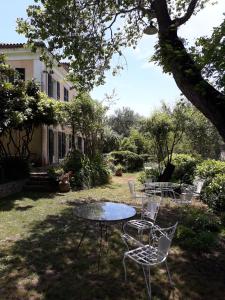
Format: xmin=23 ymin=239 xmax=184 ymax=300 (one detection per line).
xmin=24 ymin=172 xmax=58 ymax=192
xmin=23 ymin=184 xmax=57 ymax=192
xmin=26 ymin=179 xmax=56 ymax=185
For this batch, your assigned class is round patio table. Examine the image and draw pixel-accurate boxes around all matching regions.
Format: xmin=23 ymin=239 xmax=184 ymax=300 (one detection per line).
xmin=74 ymin=202 xmax=136 ymax=270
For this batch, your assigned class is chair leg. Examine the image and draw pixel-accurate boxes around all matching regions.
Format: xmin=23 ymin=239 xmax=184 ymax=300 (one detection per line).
xmin=123 ymin=255 xmax=128 ymax=281
xmin=142 ymin=266 xmax=151 ymax=300
xmin=165 ymin=260 xmax=174 ymax=286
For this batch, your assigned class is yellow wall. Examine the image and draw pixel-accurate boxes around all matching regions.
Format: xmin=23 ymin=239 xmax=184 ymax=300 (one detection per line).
xmin=7 ymin=60 xmax=34 ymax=81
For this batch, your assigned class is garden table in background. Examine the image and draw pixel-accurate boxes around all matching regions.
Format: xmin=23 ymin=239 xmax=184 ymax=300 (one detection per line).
xmin=74 ymin=201 xmax=136 ymax=270
xmin=144 ymin=182 xmax=181 ymax=198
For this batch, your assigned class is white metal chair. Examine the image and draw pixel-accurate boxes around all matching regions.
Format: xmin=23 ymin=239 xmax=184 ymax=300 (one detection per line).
xmin=128 ymin=180 xmax=146 ymax=201
xmin=174 ymin=185 xmax=194 ymax=204
xmin=122 ymin=222 xmax=178 ymax=300
xmin=193 ymin=179 xmax=205 ymax=197
xmin=123 ymin=195 xmax=161 ymax=240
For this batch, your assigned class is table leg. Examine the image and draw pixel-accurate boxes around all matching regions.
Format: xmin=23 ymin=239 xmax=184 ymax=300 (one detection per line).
xmin=76 ymin=225 xmax=89 ymax=255
xmin=97 ymin=222 xmax=104 ymax=272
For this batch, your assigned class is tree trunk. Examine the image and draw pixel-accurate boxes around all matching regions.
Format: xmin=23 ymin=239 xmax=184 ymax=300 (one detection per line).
xmin=153 ymin=0 xmax=225 ymax=142
xmin=159 ymin=30 xmax=225 ymax=141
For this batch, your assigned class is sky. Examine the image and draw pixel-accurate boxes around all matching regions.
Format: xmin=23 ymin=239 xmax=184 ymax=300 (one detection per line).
xmin=0 ymin=0 xmax=224 ymax=116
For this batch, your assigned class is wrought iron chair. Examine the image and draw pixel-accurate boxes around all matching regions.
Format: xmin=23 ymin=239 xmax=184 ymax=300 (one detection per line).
xmin=122 ymin=222 xmax=178 ymax=300
xmin=123 ymin=195 xmax=161 ymax=240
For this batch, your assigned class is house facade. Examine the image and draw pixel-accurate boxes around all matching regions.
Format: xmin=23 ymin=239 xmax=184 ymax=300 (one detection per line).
xmin=0 ymin=43 xmax=84 ymax=166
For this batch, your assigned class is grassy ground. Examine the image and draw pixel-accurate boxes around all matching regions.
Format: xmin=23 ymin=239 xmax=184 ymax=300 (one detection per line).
xmin=0 ymin=173 xmax=225 ymax=300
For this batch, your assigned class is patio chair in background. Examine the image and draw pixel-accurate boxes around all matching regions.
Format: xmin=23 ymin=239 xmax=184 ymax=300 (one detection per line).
xmin=122 ymin=222 xmax=178 ymax=300
xmin=174 ymin=185 xmax=195 ymax=205
xmin=128 ymin=180 xmax=146 ymax=201
xmin=193 ymin=179 xmax=205 ymax=198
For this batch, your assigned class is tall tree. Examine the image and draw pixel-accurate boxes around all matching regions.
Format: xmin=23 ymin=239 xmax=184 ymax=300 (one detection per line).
xmin=64 ymin=93 xmax=107 ymax=157
xmin=143 ymin=101 xmax=187 ymax=176
xmin=108 ymin=107 xmax=142 ymax=137
xmin=17 ymin=0 xmax=225 ymax=140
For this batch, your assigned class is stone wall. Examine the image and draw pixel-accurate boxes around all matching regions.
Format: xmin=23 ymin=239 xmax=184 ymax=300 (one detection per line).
xmin=0 ymin=179 xmax=27 ymax=199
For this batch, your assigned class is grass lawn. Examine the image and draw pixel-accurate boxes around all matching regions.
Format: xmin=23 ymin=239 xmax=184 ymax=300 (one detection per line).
xmin=0 ymin=173 xmax=225 ymax=300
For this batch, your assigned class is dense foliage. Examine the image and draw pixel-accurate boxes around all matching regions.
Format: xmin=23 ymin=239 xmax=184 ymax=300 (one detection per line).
xmin=17 ymin=0 xmax=225 ymax=143
xmin=196 ymin=160 xmax=225 ymax=179
xmin=143 ymin=101 xmax=187 ymax=175
xmin=176 ymin=206 xmax=221 ymax=251
xmin=64 ymin=93 xmax=107 ymax=157
xmin=108 ymin=107 xmax=142 ymax=137
xmin=171 ymin=154 xmax=200 ymax=184
xmin=195 ymin=160 xmax=225 ymax=212
xmin=109 ymin=150 xmax=144 ymax=172
xmin=0 ymin=54 xmax=64 ymax=159
xmin=193 ymin=19 xmax=225 ymax=93
xmin=63 ymin=150 xmax=110 ymax=189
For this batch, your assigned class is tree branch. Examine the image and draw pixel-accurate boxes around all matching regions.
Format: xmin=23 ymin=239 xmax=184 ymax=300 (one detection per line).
xmin=173 ymin=0 xmax=199 ymax=27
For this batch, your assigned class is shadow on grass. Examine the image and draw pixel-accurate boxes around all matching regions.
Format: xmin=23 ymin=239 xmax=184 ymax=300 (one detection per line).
xmin=0 ymin=202 xmax=225 ymax=299
xmin=0 ymin=191 xmax=66 ymax=212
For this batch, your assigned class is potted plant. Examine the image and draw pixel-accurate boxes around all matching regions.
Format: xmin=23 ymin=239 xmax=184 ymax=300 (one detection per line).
xmin=58 ymin=171 xmax=73 ymax=192
xmin=115 ymin=164 xmax=123 ymax=177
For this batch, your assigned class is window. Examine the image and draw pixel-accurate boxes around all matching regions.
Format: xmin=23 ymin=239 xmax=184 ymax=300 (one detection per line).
xmin=48 ymin=74 xmax=53 ymax=97
xmin=57 ymin=82 xmax=60 ymax=100
xmin=15 ymin=68 xmax=25 ymax=80
xmin=58 ymin=132 xmax=66 ymax=159
xmin=64 ymin=87 xmax=69 ymax=101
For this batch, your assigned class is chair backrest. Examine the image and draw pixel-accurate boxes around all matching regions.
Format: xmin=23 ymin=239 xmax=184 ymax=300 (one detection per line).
xmin=142 ymin=196 xmax=161 ymax=221
xmin=180 ymin=192 xmax=193 ymax=203
xmin=128 ymin=180 xmax=135 ymax=196
xmin=195 ymin=180 xmax=205 ymax=194
xmin=151 ymin=222 xmax=178 ymax=259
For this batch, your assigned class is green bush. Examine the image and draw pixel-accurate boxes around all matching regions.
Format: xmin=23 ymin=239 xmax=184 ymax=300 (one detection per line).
xmin=177 ymin=226 xmax=216 ymax=251
xmin=196 ymin=159 xmax=225 ymax=179
xmin=0 ymin=156 xmax=30 ymax=183
xmin=171 ymin=154 xmax=199 ymax=183
xmin=201 ymin=174 xmax=225 ymax=212
xmin=176 ymin=206 xmax=221 ymax=251
xmin=47 ymin=166 xmax=64 ymax=179
xmin=63 ymin=151 xmax=110 ymax=189
xmin=110 ymin=150 xmax=144 ymax=172
xmin=63 ymin=150 xmax=83 ymax=173
xmin=195 ymin=160 xmax=225 ymax=212
xmin=137 ymin=167 xmax=160 ymax=184
xmin=139 ymin=154 xmax=151 ymax=162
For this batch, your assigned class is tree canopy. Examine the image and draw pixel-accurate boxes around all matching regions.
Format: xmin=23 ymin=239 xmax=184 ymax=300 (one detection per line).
xmin=108 ymin=107 xmax=142 ymax=137
xmin=64 ymin=93 xmax=107 ymax=156
xmin=17 ymin=0 xmax=225 ymax=141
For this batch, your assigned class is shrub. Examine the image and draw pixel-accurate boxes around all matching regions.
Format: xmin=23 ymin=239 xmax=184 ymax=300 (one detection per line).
xmin=110 ymin=150 xmax=144 ymax=172
xmin=171 ymin=154 xmax=199 ymax=183
xmin=176 ymin=226 xmax=217 ymax=251
xmin=176 ymin=206 xmax=221 ymax=251
xmin=0 ymin=156 xmax=30 ymax=183
xmin=47 ymin=166 xmax=64 ymax=179
xmin=196 ymin=159 xmax=225 ymax=179
xmin=201 ymin=174 xmax=225 ymax=212
xmin=62 ymin=151 xmax=110 ymax=189
xmin=139 ymin=154 xmax=151 ymax=162
xmin=137 ymin=167 xmax=160 ymax=184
